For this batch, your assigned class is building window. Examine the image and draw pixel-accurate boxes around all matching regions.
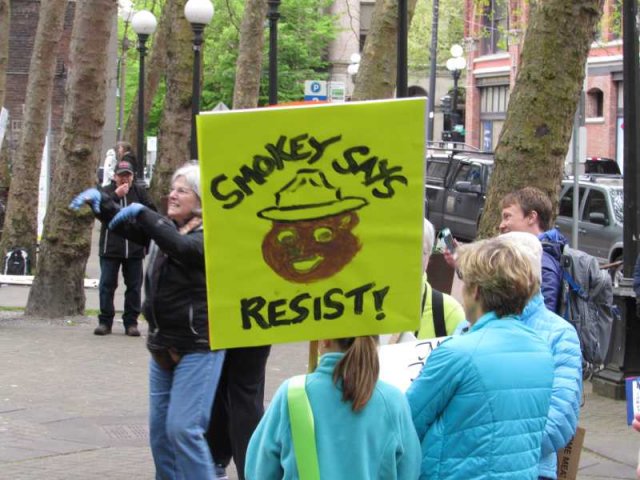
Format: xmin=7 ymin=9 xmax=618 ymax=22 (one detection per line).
xmin=616 ymin=82 xmax=623 ymax=112
xmin=479 ymin=0 xmax=508 ymax=55
xmin=479 ymin=84 xmax=509 ymax=151
xmin=586 ymin=88 xmax=604 ymax=118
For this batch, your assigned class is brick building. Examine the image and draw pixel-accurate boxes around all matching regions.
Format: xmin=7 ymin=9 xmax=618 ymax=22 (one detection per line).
xmin=4 ymin=0 xmax=117 ymax=166
xmin=463 ymin=0 xmax=623 ymax=169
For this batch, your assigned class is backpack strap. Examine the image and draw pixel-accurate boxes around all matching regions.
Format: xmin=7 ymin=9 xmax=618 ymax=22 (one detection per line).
xmin=563 ymin=270 xmax=589 ymax=301
xmin=287 ymin=375 xmax=320 ymax=480
xmin=431 ymin=288 xmax=446 ymax=337
xmin=420 ymin=281 xmax=428 ymax=313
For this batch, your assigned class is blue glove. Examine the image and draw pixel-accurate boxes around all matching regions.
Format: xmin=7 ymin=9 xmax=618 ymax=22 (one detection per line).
xmin=109 ymin=203 xmax=145 ymax=229
xmin=69 ymin=188 xmax=101 ymax=213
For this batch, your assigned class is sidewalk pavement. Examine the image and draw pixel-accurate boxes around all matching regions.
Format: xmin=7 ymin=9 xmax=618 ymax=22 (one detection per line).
xmin=0 ymin=308 xmax=638 ymax=480
xmin=0 ymin=313 xmax=306 ymax=480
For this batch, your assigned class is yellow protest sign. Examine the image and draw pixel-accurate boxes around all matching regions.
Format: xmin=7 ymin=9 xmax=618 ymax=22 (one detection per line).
xmin=197 ymin=98 xmax=426 ymax=349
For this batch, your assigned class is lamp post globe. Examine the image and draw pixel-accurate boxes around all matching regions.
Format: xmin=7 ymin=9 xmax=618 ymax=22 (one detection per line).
xmin=131 ymin=10 xmax=157 ymax=36
xmin=131 ymin=10 xmax=157 ymax=182
xmin=184 ymin=0 xmax=215 ymax=25
xmin=118 ymin=0 xmax=134 ymax=21
xmin=184 ymin=0 xmax=214 ymax=161
xmin=450 ymin=43 xmax=464 ymax=58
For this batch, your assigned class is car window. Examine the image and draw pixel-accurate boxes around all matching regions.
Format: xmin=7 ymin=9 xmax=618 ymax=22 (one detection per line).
xmin=558 ymin=186 xmax=585 ymax=217
xmin=609 ymin=188 xmax=623 ymax=224
xmin=453 ymin=164 xmax=482 ymax=186
xmin=584 ymin=160 xmax=621 ymax=175
xmin=582 ymin=189 xmax=609 ymax=224
xmin=426 ymin=160 xmax=449 ymax=186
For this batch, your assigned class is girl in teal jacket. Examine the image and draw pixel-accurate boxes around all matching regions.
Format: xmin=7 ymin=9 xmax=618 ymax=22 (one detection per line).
xmin=245 ymin=336 xmax=421 ymax=479
xmin=407 ymin=237 xmax=554 ymax=480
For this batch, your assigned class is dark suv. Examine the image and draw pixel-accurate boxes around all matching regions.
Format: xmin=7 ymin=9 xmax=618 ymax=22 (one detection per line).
xmin=425 ymin=144 xmax=493 ymax=241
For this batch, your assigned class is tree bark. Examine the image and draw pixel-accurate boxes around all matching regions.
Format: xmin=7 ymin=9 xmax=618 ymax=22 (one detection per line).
xmin=0 ymin=0 xmax=68 ymax=265
xmin=122 ymin=0 xmax=171 ymax=148
xmin=26 ymin=0 xmax=116 ymax=317
xmin=0 ymin=0 xmax=9 ymax=107
xmin=478 ymin=1 xmax=604 ymax=238
xmin=232 ymin=0 xmax=268 ymax=109
xmin=352 ymin=0 xmax=419 ymax=101
xmin=148 ymin=0 xmax=192 ymax=207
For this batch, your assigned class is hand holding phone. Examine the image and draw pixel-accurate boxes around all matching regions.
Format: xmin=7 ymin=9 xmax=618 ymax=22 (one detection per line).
xmin=441 ymin=228 xmax=456 ymax=255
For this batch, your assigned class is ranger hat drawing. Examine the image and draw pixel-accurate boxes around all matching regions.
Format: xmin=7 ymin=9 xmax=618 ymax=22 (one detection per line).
xmin=258 ymin=168 xmax=368 ymax=283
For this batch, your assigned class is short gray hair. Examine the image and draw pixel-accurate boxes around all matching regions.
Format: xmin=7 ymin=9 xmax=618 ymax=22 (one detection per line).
xmin=172 ymin=162 xmax=201 ymax=200
xmin=499 ymin=231 xmax=543 ymax=281
xmin=423 ymin=219 xmax=435 ymax=258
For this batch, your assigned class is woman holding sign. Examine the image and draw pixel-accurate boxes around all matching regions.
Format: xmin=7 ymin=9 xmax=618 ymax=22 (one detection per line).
xmin=244 ymin=335 xmax=421 ymax=479
xmin=70 ymin=163 xmax=225 ymax=480
xmin=407 ymin=237 xmax=554 ymax=480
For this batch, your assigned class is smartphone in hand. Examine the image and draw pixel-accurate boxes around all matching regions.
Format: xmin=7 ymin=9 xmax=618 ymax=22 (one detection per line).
xmin=441 ymin=228 xmax=456 ymax=254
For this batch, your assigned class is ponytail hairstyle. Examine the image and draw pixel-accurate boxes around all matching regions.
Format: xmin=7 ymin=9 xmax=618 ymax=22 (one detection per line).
xmin=332 ymin=335 xmax=379 ymax=412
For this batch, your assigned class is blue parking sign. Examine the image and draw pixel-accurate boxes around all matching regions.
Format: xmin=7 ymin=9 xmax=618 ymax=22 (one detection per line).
xmin=304 ymin=80 xmax=328 ymax=101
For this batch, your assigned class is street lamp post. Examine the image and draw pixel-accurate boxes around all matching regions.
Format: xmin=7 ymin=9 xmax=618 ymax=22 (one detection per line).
xmin=185 ymin=0 xmax=215 ymax=161
xmin=397 ymin=0 xmax=408 ymax=98
xmin=131 ymin=10 xmax=157 ymax=181
xmin=117 ymin=2 xmax=134 ymax=142
xmin=267 ymin=0 xmax=281 ymax=106
xmin=446 ymin=44 xmax=466 ymax=134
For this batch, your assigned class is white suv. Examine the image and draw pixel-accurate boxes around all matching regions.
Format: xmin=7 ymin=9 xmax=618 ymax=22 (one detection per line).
xmin=555 ymin=175 xmax=623 ymax=279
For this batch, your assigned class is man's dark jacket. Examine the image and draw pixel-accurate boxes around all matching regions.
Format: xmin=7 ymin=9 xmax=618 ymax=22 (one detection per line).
xmin=98 ymin=182 xmax=156 ymax=258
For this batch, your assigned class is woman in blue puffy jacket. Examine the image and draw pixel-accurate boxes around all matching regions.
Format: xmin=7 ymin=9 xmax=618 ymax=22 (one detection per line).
xmin=407 ymin=237 xmax=554 ymax=480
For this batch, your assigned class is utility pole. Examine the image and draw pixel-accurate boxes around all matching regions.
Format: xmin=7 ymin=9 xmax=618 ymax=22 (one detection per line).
xmin=426 ymin=0 xmax=439 ymax=141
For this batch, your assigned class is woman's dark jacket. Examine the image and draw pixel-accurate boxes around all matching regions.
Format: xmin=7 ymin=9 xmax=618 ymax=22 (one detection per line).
xmin=97 ymin=193 xmax=210 ymax=353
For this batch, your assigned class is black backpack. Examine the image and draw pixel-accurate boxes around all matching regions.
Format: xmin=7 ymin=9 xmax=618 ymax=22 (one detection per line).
xmin=4 ymin=248 xmax=29 ymax=275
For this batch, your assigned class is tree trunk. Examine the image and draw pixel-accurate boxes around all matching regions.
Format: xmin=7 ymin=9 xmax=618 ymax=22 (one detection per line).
xmin=122 ymin=0 xmax=171 ymax=148
xmin=148 ymin=0 xmax=192 ymax=207
xmin=0 ymin=0 xmax=68 ymax=265
xmin=352 ymin=0 xmax=419 ymax=101
xmin=0 ymin=0 xmax=9 ymax=107
xmin=478 ymin=1 xmax=604 ymax=238
xmin=26 ymin=0 xmax=116 ymax=317
xmin=232 ymin=0 xmax=268 ymax=109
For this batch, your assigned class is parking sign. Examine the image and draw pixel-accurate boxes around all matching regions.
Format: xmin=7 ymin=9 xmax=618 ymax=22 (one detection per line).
xmin=304 ymin=80 xmax=328 ymax=101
